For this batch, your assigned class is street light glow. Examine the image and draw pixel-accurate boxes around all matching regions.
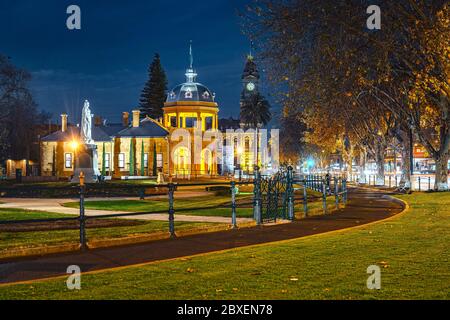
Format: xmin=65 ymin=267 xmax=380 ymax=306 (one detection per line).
xmin=70 ymin=140 xmax=79 ymax=150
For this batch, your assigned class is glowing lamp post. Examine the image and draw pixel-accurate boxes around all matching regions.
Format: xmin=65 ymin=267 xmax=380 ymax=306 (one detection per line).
xmin=70 ymin=140 xmax=79 ymax=151
xmin=237 ymin=146 xmax=244 ymax=181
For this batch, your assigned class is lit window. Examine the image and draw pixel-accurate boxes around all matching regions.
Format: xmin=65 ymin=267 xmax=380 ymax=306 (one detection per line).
xmin=118 ymin=153 xmax=125 ymax=168
xmin=170 ymin=116 xmax=177 ymax=127
xmin=65 ymin=153 xmax=72 ymax=169
xmin=185 ymin=88 xmax=193 ymax=99
xmin=144 ymin=153 xmax=148 ymax=168
xmin=157 ymin=154 xmax=163 ymax=168
xmin=205 ymin=117 xmax=213 ymax=130
xmin=104 ymin=153 xmax=110 ymax=168
xmin=185 ymin=117 xmax=197 ymax=128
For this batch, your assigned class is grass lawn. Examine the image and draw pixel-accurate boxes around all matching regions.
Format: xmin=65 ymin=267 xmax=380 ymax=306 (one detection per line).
xmin=62 ymin=192 xmax=326 ymax=218
xmin=0 ymin=208 xmax=70 ymax=221
xmin=1 ymin=192 xmax=448 ymax=299
xmin=63 ymin=196 xmax=256 ymax=218
xmin=0 ymin=208 xmax=220 ymax=255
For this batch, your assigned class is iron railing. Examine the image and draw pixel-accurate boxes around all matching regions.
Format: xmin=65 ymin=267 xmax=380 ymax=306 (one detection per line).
xmin=0 ymin=167 xmax=348 ymax=252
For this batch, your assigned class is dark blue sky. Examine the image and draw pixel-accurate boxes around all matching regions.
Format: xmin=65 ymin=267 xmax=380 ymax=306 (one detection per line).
xmin=0 ymin=0 xmax=267 ymax=124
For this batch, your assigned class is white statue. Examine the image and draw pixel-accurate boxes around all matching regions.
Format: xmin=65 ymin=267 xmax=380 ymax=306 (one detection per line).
xmin=72 ymin=99 xmax=100 ymax=183
xmin=81 ymin=100 xmax=94 ymax=144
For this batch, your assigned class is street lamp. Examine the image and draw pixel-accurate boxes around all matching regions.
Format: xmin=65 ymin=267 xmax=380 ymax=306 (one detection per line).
xmin=237 ymin=146 xmax=243 ymax=181
xmin=70 ymin=140 xmax=79 ymax=174
xmin=70 ymin=140 xmax=79 ymax=151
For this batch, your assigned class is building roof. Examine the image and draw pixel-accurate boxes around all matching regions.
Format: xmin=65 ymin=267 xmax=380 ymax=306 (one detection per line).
xmin=100 ymin=123 xmax=127 ymax=136
xmin=41 ymin=118 xmax=169 ymax=142
xmin=116 ymin=118 xmax=169 ymax=138
xmin=219 ymin=117 xmax=241 ymax=131
xmin=242 ymin=55 xmax=260 ymax=80
xmin=166 ymin=82 xmax=215 ymax=103
xmin=41 ymin=126 xmax=113 ymax=142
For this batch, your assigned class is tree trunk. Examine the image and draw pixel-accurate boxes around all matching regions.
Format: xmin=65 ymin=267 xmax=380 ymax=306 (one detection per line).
xmin=347 ymin=155 xmax=353 ymax=180
xmin=375 ymin=143 xmax=385 ymax=186
xmin=435 ymin=154 xmax=449 ymax=191
xmin=358 ymin=149 xmax=367 ymax=184
xmin=435 ymin=96 xmax=449 ymax=191
xmin=345 ymin=146 xmax=354 ymax=180
xmin=399 ymin=143 xmax=411 ymax=189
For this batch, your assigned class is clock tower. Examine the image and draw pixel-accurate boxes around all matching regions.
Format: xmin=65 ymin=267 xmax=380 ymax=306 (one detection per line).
xmin=240 ymin=54 xmax=260 ymax=102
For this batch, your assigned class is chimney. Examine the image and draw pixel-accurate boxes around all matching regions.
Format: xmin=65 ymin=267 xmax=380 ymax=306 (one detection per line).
xmin=132 ymin=110 xmax=140 ymax=128
xmin=61 ymin=114 xmax=68 ymax=132
xmin=122 ymin=112 xmax=129 ymax=127
xmin=94 ymin=115 xmax=102 ymax=127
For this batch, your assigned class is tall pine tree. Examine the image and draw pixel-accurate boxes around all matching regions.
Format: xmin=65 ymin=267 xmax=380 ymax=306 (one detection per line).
xmin=139 ymin=53 xmax=168 ymax=119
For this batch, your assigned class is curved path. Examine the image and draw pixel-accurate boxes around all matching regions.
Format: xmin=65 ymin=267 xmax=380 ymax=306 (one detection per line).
xmin=0 ymin=188 xmax=405 ymax=285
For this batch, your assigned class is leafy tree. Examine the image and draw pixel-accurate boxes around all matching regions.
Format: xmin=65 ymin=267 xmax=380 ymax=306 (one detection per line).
xmin=138 ymin=53 xmax=168 ymax=119
xmin=279 ymin=105 xmax=307 ymax=164
xmin=152 ymin=143 xmax=157 ymax=176
xmin=240 ymin=92 xmax=271 ymax=128
xmin=0 ymin=54 xmax=50 ymax=163
xmin=129 ymin=139 xmax=135 ymax=176
xmin=243 ymin=0 xmax=449 ymax=190
xmin=140 ymin=140 xmax=145 ymax=176
xmin=101 ymin=142 xmax=106 ymax=176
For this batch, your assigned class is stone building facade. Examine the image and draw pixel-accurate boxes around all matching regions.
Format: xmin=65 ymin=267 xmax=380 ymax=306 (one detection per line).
xmin=40 ymin=111 xmax=169 ymax=179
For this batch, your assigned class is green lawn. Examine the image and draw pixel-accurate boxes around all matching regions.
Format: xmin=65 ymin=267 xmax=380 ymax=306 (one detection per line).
xmin=0 ymin=208 xmax=69 ymax=221
xmin=63 ymin=196 xmax=256 ymax=218
xmin=62 ymin=192 xmax=326 ymax=218
xmin=2 ymin=192 xmax=448 ymax=299
xmin=0 ymin=208 xmax=221 ymax=255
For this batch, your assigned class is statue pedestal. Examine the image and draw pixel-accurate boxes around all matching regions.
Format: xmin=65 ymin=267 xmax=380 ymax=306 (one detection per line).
xmin=71 ymin=144 xmax=101 ymax=183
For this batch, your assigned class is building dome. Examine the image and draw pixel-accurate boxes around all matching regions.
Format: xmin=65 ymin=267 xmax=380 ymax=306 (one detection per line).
xmin=167 ymin=81 xmax=215 ymax=103
xmin=166 ymin=42 xmax=216 ymax=104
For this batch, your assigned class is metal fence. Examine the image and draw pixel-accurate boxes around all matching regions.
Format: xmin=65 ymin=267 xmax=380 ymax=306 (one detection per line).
xmin=0 ymin=167 xmax=348 ymax=252
xmin=347 ymin=173 xmax=443 ymax=191
xmin=295 ymin=174 xmax=348 ymax=216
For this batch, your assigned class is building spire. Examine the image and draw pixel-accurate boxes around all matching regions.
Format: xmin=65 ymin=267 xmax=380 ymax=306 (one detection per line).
xmin=248 ymin=40 xmax=254 ymax=60
xmin=185 ymin=40 xmax=197 ymax=83
xmin=189 ymin=40 xmax=193 ymax=69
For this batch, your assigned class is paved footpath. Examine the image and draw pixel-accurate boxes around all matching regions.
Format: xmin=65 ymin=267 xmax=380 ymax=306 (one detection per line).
xmin=0 ymin=188 xmax=404 ymax=284
xmin=0 ymin=190 xmax=252 ymax=224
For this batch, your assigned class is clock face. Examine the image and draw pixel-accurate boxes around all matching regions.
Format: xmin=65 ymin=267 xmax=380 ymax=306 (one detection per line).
xmin=246 ymin=82 xmax=255 ymax=91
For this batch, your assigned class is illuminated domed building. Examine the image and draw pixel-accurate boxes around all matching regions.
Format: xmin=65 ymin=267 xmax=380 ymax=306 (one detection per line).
xmin=36 ymin=45 xmax=273 ymax=181
xmin=163 ymin=44 xmax=219 ymax=177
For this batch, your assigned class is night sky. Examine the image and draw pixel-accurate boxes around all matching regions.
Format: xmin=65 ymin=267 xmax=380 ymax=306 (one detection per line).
xmin=0 ymin=0 xmax=268 ymax=125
